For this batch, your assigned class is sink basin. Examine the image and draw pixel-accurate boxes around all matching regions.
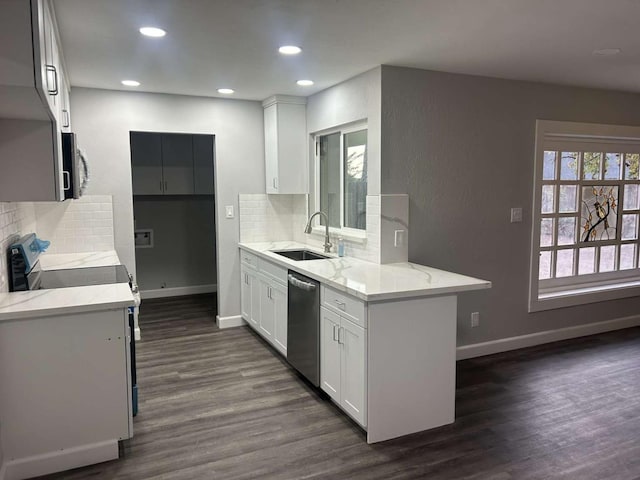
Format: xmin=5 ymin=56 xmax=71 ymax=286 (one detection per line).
xmin=272 ymin=250 xmax=330 ymax=261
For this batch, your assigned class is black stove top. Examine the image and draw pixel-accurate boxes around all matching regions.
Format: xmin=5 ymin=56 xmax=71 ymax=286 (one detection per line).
xmin=35 ymin=265 xmax=130 ymax=290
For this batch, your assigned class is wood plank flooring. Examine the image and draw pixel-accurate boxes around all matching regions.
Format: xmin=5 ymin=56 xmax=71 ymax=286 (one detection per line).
xmin=38 ymin=295 xmax=640 ymax=479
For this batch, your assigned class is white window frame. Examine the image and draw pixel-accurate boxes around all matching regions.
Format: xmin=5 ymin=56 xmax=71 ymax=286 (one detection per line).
xmin=529 ymin=120 xmax=640 ymax=312
xmin=311 ymin=121 xmax=368 ymax=240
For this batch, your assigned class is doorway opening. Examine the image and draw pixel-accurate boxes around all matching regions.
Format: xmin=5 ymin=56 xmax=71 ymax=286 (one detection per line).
xmin=129 ymin=131 xmax=217 ymax=312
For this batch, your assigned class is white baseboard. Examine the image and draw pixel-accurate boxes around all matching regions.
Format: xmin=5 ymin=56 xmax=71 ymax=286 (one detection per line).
xmin=457 ymin=314 xmax=640 ymax=360
xmin=3 ymin=440 xmax=118 ymax=480
xmin=140 ymin=284 xmax=217 ymax=300
xmin=217 ymin=314 xmax=245 ymax=329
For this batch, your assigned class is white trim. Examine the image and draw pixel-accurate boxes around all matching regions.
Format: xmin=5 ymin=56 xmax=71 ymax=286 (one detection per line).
xmin=312 ymin=121 xmax=368 ymax=231
xmin=456 ymin=313 xmax=640 ymax=360
xmin=262 ymin=95 xmax=306 ymax=108
xmin=140 ymin=284 xmax=217 ymax=300
xmin=530 ymin=119 xmax=640 ymax=312
xmin=216 ymin=314 xmax=244 ymax=329
xmin=3 ymin=440 xmax=118 ymax=480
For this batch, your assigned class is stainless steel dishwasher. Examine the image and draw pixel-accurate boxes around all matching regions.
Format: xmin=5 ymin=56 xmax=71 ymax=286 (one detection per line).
xmin=287 ymin=271 xmax=320 ymax=387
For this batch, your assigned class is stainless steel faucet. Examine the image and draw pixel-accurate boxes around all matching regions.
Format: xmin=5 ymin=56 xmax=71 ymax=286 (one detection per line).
xmin=304 ymin=211 xmax=332 ymax=253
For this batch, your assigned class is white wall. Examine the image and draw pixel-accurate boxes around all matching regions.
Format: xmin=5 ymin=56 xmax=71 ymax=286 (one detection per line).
xmin=70 ymin=88 xmax=264 ymax=320
xmin=380 ymin=65 xmax=640 ymax=346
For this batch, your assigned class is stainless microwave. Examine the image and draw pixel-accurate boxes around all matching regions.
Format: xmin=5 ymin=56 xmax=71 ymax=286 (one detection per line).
xmin=61 ymin=132 xmax=88 ymax=199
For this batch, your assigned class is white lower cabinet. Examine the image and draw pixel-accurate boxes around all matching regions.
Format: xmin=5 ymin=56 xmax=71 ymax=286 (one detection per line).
xmin=320 ymin=306 xmax=367 ymax=427
xmin=258 ymin=278 xmax=287 ymax=356
xmin=271 ymin=283 xmax=287 ymax=355
xmin=240 ymin=265 xmax=259 ymax=329
xmin=240 ymin=255 xmax=287 ymax=356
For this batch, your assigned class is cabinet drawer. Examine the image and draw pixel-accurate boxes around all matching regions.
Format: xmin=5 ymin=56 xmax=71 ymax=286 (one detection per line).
xmin=321 ymin=285 xmax=366 ymax=328
xmin=240 ymin=250 xmax=258 ymax=268
xmin=259 ymin=258 xmax=288 ymax=285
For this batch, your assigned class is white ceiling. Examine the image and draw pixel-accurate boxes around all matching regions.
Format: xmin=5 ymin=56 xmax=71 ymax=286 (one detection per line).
xmin=53 ymin=0 xmax=640 ymax=101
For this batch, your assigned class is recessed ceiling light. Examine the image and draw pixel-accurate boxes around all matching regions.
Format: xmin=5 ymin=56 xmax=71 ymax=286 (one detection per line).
xmin=139 ymin=27 xmax=166 ymax=37
xmin=121 ymin=80 xmax=140 ymax=87
xmin=593 ymin=48 xmax=621 ymax=56
xmin=217 ymin=88 xmax=234 ymax=95
xmin=279 ymin=45 xmax=302 ymax=55
xmin=296 ymin=79 xmax=314 ymax=86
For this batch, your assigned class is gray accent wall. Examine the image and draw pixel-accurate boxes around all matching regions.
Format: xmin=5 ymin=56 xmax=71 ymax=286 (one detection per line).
xmin=380 ymin=65 xmax=640 ymax=346
xmin=134 ymin=196 xmax=216 ymax=291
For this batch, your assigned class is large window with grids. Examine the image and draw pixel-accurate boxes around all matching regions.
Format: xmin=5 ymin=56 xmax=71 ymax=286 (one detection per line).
xmin=530 ymin=120 xmax=640 ymax=312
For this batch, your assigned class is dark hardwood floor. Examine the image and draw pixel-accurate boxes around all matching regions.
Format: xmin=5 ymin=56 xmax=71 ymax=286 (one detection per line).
xmin=39 ymin=295 xmax=640 ymax=479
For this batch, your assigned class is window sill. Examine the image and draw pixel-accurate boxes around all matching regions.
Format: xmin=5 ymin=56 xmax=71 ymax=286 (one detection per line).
xmin=530 ymin=279 xmax=640 ymax=312
xmin=310 ymin=226 xmax=367 ymax=244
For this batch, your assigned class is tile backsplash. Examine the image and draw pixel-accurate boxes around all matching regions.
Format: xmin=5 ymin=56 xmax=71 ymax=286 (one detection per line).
xmin=239 ymin=193 xmax=385 ymax=263
xmin=35 ymin=195 xmax=115 ymax=254
xmin=0 ymin=202 xmax=36 ymax=292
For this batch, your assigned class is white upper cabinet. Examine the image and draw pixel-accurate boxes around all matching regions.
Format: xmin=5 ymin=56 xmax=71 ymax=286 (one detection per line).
xmin=0 ymin=0 xmax=69 ymax=201
xmin=262 ymin=95 xmax=308 ymax=194
xmin=0 ymin=0 xmax=65 ymax=123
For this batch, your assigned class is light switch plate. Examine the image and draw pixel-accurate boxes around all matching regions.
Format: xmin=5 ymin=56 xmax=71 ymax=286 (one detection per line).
xmin=510 ymin=207 xmax=523 ymax=223
xmin=225 ymin=205 xmax=234 ymax=219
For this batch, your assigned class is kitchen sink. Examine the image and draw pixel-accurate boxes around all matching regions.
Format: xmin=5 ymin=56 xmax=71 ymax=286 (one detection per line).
xmin=272 ymin=250 xmax=330 ymax=261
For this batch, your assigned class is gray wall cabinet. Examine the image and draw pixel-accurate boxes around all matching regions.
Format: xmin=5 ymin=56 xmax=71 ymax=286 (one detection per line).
xmin=130 ymin=132 xmax=214 ymax=196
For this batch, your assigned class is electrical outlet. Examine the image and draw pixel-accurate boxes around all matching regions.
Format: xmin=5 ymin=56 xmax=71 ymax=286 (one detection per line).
xmin=510 ymin=207 xmax=523 ymax=223
xmin=394 ymin=229 xmax=405 ymax=247
xmin=471 ymin=312 xmax=480 ymax=328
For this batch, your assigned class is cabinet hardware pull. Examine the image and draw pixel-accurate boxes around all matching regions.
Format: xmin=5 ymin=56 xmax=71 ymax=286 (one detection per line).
xmin=338 ymin=326 xmax=343 ymax=345
xmin=62 ymin=171 xmax=70 ymax=191
xmin=334 ymin=299 xmax=346 ymax=310
xmin=62 ymin=109 xmax=70 ymax=128
xmin=46 ymin=65 xmax=59 ymax=95
xmin=333 ymin=324 xmax=339 ymax=342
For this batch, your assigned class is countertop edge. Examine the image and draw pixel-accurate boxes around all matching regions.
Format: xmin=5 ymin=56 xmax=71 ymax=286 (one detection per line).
xmin=0 ymin=299 xmax=133 ymax=322
xmin=239 ymin=242 xmax=491 ymax=302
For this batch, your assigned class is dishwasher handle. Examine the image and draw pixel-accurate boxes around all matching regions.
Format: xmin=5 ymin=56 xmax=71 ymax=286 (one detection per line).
xmin=288 ymin=274 xmax=317 ymax=291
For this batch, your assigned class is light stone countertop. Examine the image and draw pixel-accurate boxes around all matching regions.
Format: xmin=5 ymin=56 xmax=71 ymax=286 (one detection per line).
xmin=39 ymin=251 xmax=121 ymax=270
xmin=0 ymin=250 xmax=133 ymax=322
xmin=239 ymin=241 xmax=491 ymax=302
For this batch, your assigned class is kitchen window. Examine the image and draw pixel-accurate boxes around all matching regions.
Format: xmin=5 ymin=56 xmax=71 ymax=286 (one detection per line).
xmin=530 ymin=120 xmax=640 ymax=312
xmin=315 ymin=123 xmax=368 ymax=234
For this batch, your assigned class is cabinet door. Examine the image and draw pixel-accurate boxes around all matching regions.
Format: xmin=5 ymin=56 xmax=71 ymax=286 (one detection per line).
xmin=59 ymin=69 xmax=71 ymax=132
xmin=263 ymin=104 xmax=279 ymax=193
xmin=240 ymin=266 xmax=255 ymax=328
xmin=41 ymin=1 xmax=60 ymax=117
xmin=340 ymin=318 xmax=367 ymax=427
xmin=130 ymin=132 xmax=163 ymax=195
xmin=161 ymin=133 xmax=194 ymax=194
xmin=320 ymin=307 xmax=341 ymax=403
xmin=272 ymin=282 xmax=287 ymax=356
xmin=250 ymin=270 xmax=261 ymax=329
xmin=258 ymin=279 xmax=275 ymax=341
xmin=193 ymin=134 xmax=214 ymax=195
